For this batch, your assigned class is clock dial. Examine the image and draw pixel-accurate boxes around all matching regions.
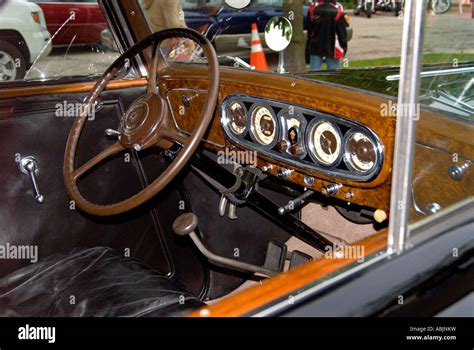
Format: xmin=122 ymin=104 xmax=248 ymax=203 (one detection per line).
xmin=309 ymin=121 xmax=341 ymax=166
xmin=345 ymin=132 xmax=377 ymax=173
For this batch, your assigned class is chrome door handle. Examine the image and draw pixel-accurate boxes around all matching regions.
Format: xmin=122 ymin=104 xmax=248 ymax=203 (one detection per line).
xmin=19 ymin=156 xmax=44 ymax=203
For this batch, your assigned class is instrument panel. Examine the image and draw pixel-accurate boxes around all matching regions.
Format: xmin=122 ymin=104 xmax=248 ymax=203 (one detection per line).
xmin=222 ymin=95 xmax=384 ymax=182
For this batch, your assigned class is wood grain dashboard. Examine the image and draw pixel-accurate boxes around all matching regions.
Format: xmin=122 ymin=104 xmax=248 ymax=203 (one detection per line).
xmin=0 ymin=64 xmax=470 ymax=219
xmin=160 ymin=65 xmax=396 ymax=213
xmin=161 ymin=66 xmax=473 ymax=218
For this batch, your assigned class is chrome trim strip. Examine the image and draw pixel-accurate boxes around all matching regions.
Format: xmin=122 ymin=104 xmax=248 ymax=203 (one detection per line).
xmin=388 ymin=0 xmax=427 ymax=254
xmin=386 ymin=66 xmax=474 ymax=81
xmin=253 ymin=250 xmax=390 ymax=317
xmin=415 ymin=141 xmax=473 ymax=162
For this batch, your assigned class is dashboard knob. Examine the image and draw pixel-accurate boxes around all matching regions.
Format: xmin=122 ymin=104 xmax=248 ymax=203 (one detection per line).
xmin=448 ymin=164 xmax=468 ymax=181
xmin=321 ymin=183 xmax=342 ymax=197
xmin=374 ymin=209 xmax=387 ymax=223
xmin=275 ymin=140 xmax=289 ymax=152
xmin=289 ymin=143 xmax=304 ymax=157
xmin=277 ymin=168 xmax=293 ymax=178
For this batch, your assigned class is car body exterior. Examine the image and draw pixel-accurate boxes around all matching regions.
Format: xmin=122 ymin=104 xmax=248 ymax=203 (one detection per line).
xmin=0 ymin=0 xmax=52 ymax=80
xmin=35 ymin=0 xmax=108 ymax=46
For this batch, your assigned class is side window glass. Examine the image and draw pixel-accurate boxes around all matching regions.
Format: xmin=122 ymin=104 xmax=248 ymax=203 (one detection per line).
xmin=409 ymin=3 xmax=474 ymax=226
xmin=0 ymin=0 xmax=124 ymax=82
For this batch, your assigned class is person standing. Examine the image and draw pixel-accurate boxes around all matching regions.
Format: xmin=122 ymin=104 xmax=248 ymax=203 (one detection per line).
xmin=140 ymin=0 xmax=187 ymax=32
xmin=306 ymin=0 xmax=348 ymax=70
xmin=140 ymin=0 xmax=195 ymax=60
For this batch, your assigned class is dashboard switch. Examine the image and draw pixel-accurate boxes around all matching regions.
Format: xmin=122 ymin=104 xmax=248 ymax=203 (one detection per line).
xmin=275 ymin=140 xmax=289 ymax=152
xmin=321 ymin=183 xmax=342 ymax=197
xmin=277 ymin=168 xmax=293 ymax=179
xmin=289 ymin=143 xmax=304 ymax=157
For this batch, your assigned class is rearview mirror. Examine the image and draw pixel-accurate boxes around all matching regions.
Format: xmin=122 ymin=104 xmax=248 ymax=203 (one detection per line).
xmin=264 ymin=16 xmax=293 ymax=52
xmin=264 ymin=16 xmax=293 ymax=73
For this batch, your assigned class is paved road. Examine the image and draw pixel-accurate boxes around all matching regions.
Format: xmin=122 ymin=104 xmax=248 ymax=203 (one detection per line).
xmin=27 ymin=11 xmax=474 ymax=79
xmin=347 ymin=10 xmax=474 ymax=62
xmin=347 ymin=11 xmax=403 ymax=62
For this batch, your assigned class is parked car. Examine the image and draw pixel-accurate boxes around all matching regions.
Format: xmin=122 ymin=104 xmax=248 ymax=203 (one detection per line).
xmin=0 ymin=0 xmax=51 ymax=80
xmin=35 ymin=0 xmax=108 ymax=46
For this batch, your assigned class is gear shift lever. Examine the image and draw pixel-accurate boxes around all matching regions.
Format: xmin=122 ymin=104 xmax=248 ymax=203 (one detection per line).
xmin=173 ymin=213 xmax=276 ymax=277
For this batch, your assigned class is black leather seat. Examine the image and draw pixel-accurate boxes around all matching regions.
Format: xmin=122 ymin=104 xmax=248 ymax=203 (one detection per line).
xmin=0 ymin=247 xmax=205 ymax=317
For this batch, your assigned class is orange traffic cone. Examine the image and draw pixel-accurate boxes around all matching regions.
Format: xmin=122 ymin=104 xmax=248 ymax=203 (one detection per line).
xmin=250 ymin=23 xmax=268 ymax=71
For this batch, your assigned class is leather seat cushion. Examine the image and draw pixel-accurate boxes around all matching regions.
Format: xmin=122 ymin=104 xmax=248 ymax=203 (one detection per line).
xmin=0 ymin=247 xmax=205 ymax=317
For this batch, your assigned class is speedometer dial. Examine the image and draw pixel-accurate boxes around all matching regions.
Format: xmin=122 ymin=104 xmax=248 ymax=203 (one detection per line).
xmin=345 ymin=132 xmax=377 ymax=173
xmin=227 ymin=101 xmax=247 ymax=135
xmin=251 ymin=106 xmax=277 ymax=146
xmin=308 ymin=121 xmax=341 ymax=166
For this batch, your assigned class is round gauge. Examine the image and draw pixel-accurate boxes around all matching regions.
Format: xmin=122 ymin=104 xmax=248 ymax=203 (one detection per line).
xmin=345 ymin=132 xmax=377 ymax=173
xmin=227 ymin=101 xmax=247 ymax=135
xmin=251 ymin=106 xmax=277 ymax=146
xmin=309 ymin=121 xmax=341 ymax=166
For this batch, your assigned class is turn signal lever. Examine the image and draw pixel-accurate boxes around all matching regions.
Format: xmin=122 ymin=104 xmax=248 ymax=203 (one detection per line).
xmin=172 ymin=213 xmax=276 ymax=277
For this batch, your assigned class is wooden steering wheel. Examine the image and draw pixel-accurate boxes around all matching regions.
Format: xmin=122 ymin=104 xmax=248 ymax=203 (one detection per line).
xmin=64 ymin=28 xmax=220 ymax=216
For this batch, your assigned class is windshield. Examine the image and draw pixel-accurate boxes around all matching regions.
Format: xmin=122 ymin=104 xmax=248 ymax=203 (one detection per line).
xmin=139 ymin=0 xmax=474 ymax=123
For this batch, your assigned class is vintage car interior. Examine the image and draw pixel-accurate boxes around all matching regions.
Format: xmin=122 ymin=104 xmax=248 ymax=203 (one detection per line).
xmin=0 ymin=0 xmax=472 ymax=317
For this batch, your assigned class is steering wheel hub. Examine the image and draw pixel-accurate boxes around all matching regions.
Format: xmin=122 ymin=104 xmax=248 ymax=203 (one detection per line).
xmin=118 ymin=93 xmax=166 ymax=149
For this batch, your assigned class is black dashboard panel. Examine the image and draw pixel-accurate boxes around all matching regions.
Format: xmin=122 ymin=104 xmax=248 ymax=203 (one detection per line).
xmin=221 ymin=94 xmax=385 ymax=182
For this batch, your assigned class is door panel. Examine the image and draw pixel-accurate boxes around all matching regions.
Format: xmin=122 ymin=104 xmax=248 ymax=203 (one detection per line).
xmin=0 ymin=86 xmax=175 ymax=278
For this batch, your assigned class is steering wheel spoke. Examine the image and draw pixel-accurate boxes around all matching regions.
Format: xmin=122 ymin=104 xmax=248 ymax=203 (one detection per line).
xmin=146 ymin=41 xmax=161 ymax=94
xmin=161 ymin=123 xmax=189 ymax=146
xmin=73 ymin=142 xmax=124 ymax=181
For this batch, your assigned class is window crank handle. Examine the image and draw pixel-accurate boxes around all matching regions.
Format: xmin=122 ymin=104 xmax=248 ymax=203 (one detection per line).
xmin=19 ymin=156 xmax=44 ymax=203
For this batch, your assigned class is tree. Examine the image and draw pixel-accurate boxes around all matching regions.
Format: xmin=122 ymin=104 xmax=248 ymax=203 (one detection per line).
xmin=283 ymin=0 xmax=306 ymax=73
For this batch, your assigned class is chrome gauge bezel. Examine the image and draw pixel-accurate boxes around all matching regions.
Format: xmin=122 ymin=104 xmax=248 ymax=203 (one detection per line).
xmin=343 ymin=131 xmax=383 ymax=175
xmin=221 ymin=98 xmax=248 ymax=137
xmin=278 ymin=111 xmax=308 ymax=160
xmin=220 ymin=94 xmax=385 ymax=182
xmin=306 ymin=119 xmax=343 ymax=167
xmin=248 ymin=103 xmax=279 ymax=149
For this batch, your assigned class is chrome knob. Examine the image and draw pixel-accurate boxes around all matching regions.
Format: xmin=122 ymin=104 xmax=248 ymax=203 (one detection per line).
xmin=277 ymin=168 xmax=293 ymax=179
xmin=321 ymin=183 xmax=342 ymax=197
xmin=448 ymin=164 xmax=469 ymax=181
xmin=426 ymin=202 xmax=442 ymax=214
xmin=105 ymin=128 xmax=120 ymax=137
